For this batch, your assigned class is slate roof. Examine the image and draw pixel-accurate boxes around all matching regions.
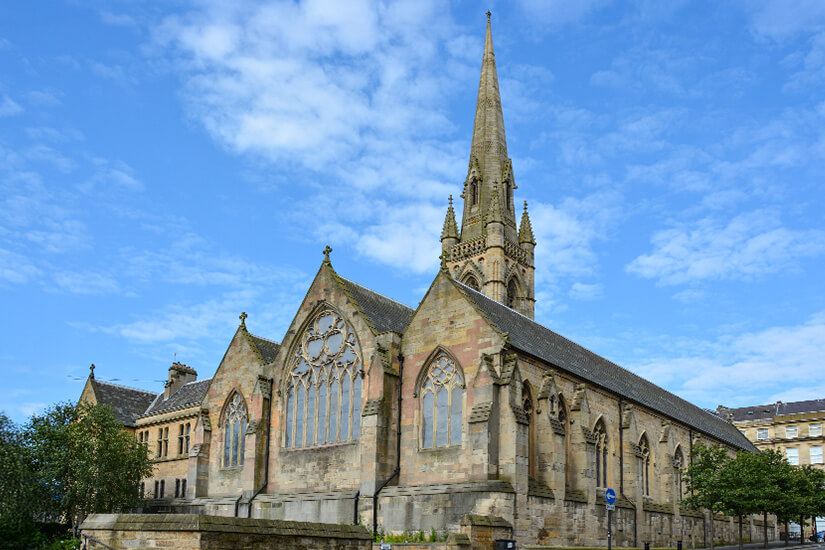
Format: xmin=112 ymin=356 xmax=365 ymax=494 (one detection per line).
xmin=453 ymin=280 xmax=756 ymax=451
xmin=142 ymin=379 xmax=212 ymax=417
xmin=248 ymin=333 xmax=280 ymax=364
xmin=726 ymin=399 xmax=825 ymax=422
xmin=336 ymin=275 xmax=415 ymax=334
xmin=92 ymin=380 xmax=157 ymax=427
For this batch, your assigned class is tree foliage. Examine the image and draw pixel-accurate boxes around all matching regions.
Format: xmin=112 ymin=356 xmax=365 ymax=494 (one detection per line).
xmin=682 ymin=443 xmax=825 ymax=549
xmin=0 ymin=401 xmax=154 ymax=543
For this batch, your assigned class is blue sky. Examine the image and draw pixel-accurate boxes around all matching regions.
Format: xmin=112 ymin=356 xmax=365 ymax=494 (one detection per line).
xmin=1 ymin=0 xmax=824 ymax=423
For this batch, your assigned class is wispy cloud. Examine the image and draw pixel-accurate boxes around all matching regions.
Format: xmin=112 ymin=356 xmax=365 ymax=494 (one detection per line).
xmin=0 ymin=95 xmax=23 ymax=117
xmin=626 ymin=210 xmax=825 ymax=285
xmin=630 ymin=311 xmax=825 ymax=408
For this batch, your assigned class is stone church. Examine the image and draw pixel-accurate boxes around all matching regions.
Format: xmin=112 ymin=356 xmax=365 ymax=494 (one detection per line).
xmin=79 ymin=15 xmax=769 ymax=547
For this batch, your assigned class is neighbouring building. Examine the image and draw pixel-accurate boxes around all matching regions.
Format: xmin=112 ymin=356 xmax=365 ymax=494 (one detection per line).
xmin=719 ymin=399 xmax=825 ymax=468
xmin=78 ymin=15 xmax=772 ymax=547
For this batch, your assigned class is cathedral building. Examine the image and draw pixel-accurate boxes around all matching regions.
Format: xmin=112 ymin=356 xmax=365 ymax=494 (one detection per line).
xmin=80 ymin=15 xmax=768 ymax=547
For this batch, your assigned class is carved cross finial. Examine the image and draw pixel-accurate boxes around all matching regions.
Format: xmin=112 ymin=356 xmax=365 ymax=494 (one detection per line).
xmin=239 ymin=312 xmax=247 ymax=328
xmin=89 ymin=363 xmax=95 ymax=379
xmin=487 ymin=10 xmax=491 ymax=23
xmin=448 ymin=194 xmax=453 ymax=207
xmin=323 ymin=245 xmax=332 ymax=264
xmin=524 ymin=200 xmax=528 ymax=212
xmin=439 ymin=251 xmax=449 ymax=272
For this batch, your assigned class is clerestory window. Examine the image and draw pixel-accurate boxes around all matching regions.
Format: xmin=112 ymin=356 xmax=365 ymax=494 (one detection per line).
xmin=222 ymin=393 xmax=247 ymax=467
xmin=285 ymin=309 xmax=363 ymax=448
xmin=420 ymin=353 xmax=464 ymax=449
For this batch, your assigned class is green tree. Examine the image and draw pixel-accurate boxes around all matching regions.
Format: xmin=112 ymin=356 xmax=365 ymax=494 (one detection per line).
xmin=26 ymin=402 xmax=154 ymax=535
xmin=795 ymin=465 xmax=825 ymax=542
xmin=0 ymin=414 xmax=41 ymax=546
xmin=682 ymin=443 xmax=731 ymax=550
xmin=718 ymin=450 xmax=761 ymax=550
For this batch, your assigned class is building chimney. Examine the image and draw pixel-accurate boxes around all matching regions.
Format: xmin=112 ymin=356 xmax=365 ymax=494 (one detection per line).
xmin=165 ymin=362 xmax=197 ymax=399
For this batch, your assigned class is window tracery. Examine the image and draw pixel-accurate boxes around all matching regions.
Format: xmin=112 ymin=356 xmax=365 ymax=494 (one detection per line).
xmin=639 ymin=434 xmax=651 ymax=496
xmin=463 ymin=274 xmax=480 ymax=292
xmin=421 ymin=353 xmax=464 ymax=448
xmin=285 ymin=309 xmax=362 ymax=449
xmin=222 ymin=392 xmax=247 ymax=467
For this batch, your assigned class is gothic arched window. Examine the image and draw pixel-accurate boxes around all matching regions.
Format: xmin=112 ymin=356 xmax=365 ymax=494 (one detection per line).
xmin=463 ymin=274 xmax=480 ymax=292
xmin=506 ymin=182 xmax=512 ymax=211
xmin=285 ymin=309 xmax=363 ymax=448
xmin=523 ymin=381 xmax=537 ymax=478
xmin=469 ymin=180 xmax=478 ymax=207
xmin=421 ymin=353 xmax=464 ymax=448
xmin=507 ymin=278 xmax=518 ymax=309
xmin=594 ymin=418 xmax=608 ymax=487
xmin=674 ymin=446 xmax=684 ymax=500
xmin=639 ymin=434 xmax=651 ymax=496
xmin=222 ymin=392 xmax=247 ymax=467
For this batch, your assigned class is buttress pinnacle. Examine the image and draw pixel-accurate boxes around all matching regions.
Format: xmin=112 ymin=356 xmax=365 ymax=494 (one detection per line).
xmin=441 ymin=195 xmax=459 ymax=241
xmin=519 ymin=200 xmax=536 ymax=245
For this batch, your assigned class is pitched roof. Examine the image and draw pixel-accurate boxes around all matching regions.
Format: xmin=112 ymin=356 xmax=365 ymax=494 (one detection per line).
xmin=335 ymin=275 xmax=415 ymax=334
xmin=725 ymin=399 xmax=825 ymax=422
xmin=248 ymin=333 xmax=280 ymax=364
xmin=142 ymin=379 xmax=211 ymax=417
xmin=91 ymin=380 xmax=157 ymax=427
xmin=452 ymin=279 xmax=756 ymax=451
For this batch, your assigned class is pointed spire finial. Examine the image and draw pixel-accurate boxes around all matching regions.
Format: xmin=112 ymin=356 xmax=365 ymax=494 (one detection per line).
xmin=322 ymin=245 xmax=332 ymax=265
xmin=239 ymin=312 xmax=247 ymax=328
xmin=519 ymin=199 xmax=536 ymax=245
xmin=487 ymin=10 xmax=491 ymax=23
xmin=441 ymin=195 xmax=459 ymax=241
xmin=89 ymin=363 xmax=95 ymax=379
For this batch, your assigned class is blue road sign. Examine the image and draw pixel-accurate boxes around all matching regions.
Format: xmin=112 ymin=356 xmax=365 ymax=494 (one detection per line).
xmin=605 ymin=488 xmax=616 ymax=504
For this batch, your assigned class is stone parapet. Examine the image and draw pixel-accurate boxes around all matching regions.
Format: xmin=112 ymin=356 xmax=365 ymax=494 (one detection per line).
xmin=81 ymin=513 xmax=371 ymax=550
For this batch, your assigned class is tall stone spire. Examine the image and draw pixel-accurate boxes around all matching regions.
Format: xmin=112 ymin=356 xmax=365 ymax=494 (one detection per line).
xmin=443 ymin=13 xmax=536 ymax=319
xmin=460 ymin=11 xmax=517 ymax=244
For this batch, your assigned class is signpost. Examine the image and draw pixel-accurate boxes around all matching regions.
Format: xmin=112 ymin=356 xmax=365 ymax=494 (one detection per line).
xmin=605 ymin=488 xmax=616 ymax=550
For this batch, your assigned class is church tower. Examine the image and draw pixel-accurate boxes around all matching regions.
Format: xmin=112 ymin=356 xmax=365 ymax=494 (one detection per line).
xmin=441 ymin=12 xmax=536 ymax=319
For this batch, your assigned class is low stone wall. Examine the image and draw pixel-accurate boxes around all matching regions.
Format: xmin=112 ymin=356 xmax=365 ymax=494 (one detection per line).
xmin=80 ymin=513 xmax=372 ymax=550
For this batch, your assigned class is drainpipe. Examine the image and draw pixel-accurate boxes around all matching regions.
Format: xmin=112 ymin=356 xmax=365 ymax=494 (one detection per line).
xmin=373 ymin=353 xmax=404 ymax=535
xmin=247 ymin=378 xmax=274 ymax=517
xmin=619 ymin=399 xmax=638 ymax=547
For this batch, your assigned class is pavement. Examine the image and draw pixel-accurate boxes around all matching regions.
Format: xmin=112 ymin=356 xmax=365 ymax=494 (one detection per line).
xmin=693 ymin=541 xmax=825 ymax=550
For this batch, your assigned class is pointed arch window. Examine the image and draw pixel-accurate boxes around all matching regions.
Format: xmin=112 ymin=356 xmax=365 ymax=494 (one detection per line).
xmin=463 ymin=274 xmax=480 ymax=292
xmin=639 ymin=434 xmax=651 ymax=496
xmin=222 ymin=392 xmax=247 ymax=467
xmin=674 ymin=446 xmax=684 ymax=500
xmin=507 ymin=279 xmax=518 ymax=309
xmin=469 ymin=180 xmax=478 ymax=207
xmin=594 ymin=419 xmax=608 ymax=487
xmin=522 ymin=382 xmax=537 ymax=478
xmin=420 ymin=353 xmax=464 ymax=449
xmin=285 ymin=309 xmax=362 ymax=449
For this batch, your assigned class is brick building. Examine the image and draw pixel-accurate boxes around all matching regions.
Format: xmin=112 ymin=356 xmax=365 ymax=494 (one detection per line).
xmin=78 ymin=15 xmax=769 ymax=547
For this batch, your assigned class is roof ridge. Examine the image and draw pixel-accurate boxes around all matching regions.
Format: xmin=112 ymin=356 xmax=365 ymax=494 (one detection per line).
xmin=94 ymin=379 xmax=157 ymax=395
xmin=337 ymin=275 xmax=414 ymax=311
xmin=248 ymin=333 xmax=280 ymax=345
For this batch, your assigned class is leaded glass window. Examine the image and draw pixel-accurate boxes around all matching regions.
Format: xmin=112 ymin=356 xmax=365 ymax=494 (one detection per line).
xmin=222 ymin=393 xmax=247 ymax=467
xmin=594 ymin=419 xmax=608 ymax=487
xmin=639 ymin=434 xmax=651 ymax=496
xmin=284 ymin=309 xmax=363 ymax=448
xmin=420 ymin=353 xmax=464 ymax=449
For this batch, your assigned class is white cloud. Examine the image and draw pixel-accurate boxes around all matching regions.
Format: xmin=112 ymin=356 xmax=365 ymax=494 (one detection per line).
xmin=746 ymin=0 xmax=825 ymax=41
xmin=627 ymin=210 xmax=825 ymax=285
xmin=0 ymin=95 xmax=23 ymax=117
xmin=569 ymin=282 xmax=603 ymax=300
xmin=52 ymin=270 xmax=121 ymax=295
xmin=630 ymin=311 xmax=825 ymax=408
xmin=0 ymin=248 xmax=42 ymax=286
